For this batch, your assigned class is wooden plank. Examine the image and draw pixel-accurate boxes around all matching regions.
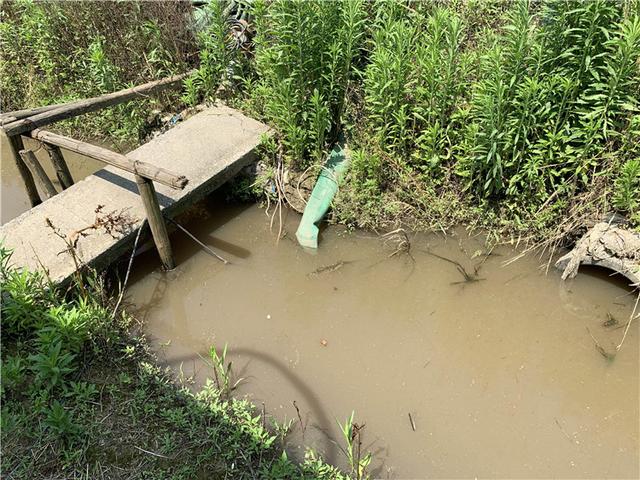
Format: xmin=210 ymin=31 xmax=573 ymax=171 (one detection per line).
xmin=6 ymin=134 xmax=42 ymax=206
xmin=1 ymin=71 xmax=192 ymax=137
xmin=19 ymin=149 xmax=58 ymax=199
xmin=43 ymin=143 xmax=74 ymax=189
xmin=30 ymin=129 xmax=188 ymax=190
xmin=135 ymin=174 xmax=175 ymax=270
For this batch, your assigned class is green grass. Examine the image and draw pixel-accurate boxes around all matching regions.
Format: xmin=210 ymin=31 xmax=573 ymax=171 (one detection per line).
xmin=0 ymin=247 xmax=351 ymax=479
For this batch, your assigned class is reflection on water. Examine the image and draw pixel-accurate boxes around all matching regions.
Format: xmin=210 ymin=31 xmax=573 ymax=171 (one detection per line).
xmin=127 ymin=199 xmax=638 ymax=479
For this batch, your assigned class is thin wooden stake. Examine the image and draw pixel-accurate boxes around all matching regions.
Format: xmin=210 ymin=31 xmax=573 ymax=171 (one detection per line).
xmin=43 ymin=143 xmax=74 ymax=189
xmin=165 ymin=216 xmax=229 ymax=264
xmin=6 ymin=135 xmax=41 ymax=206
xmin=135 ymin=174 xmax=175 ymax=270
xmin=19 ymin=149 xmax=57 ymax=199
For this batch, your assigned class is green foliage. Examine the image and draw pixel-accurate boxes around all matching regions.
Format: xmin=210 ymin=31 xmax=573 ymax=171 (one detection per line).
xmin=182 ymin=0 xmax=230 ymax=106
xmin=0 ymin=0 xmax=195 ymax=142
xmin=2 ymin=0 xmax=637 ymax=235
xmin=246 ymin=0 xmax=366 ymax=167
xmin=338 ymin=411 xmax=371 ymax=480
xmin=1 ymin=249 xmax=353 ymax=479
xmin=613 ymin=158 xmax=640 ymax=221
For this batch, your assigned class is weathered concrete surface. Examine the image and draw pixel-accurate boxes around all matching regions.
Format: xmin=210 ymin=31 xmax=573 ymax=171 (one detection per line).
xmin=555 ymin=222 xmax=640 ymax=287
xmin=0 ymin=105 xmax=269 ymax=284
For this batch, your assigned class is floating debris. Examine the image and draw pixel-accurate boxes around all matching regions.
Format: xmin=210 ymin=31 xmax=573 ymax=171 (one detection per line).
xmin=308 ymin=260 xmax=351 ymax=277
xmin=602 ymin=313 xmax=619 ymax=328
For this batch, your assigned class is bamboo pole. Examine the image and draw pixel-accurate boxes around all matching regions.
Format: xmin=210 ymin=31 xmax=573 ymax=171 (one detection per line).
xmin=30 ymin=129 xmax=188 ymax=190
xmin=5 ymin=134 xmax=41 ymax=206
xmin=0 ymin=102 xmax=67 ymax=125
xmin=19 ymin=149 xmax=58 ymax=200
xmin=135 ymin=174 xmax=175 ymax=270
xmin=43 ymin=143 xmax=74 ymax=189
xmin=2 ymin=71 xmax=193 ymax=137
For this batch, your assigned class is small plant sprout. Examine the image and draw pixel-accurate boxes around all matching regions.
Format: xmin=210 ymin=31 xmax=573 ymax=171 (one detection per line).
xmin=338 ymin=411 xmax=372 ymax=480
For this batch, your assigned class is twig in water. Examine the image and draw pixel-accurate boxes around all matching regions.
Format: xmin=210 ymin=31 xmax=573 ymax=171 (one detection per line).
xmin=426 ymin=250 xmax=483 ymax=284
xmin=408 ymin=413 xmax=416 ymax=432
xmin=616 ymin=292 xmax=639 ymax=352
xmin=293 ymin=400 xmax=306 ymax=440
xmin=165 ymin=216 xmax=228 ymax=264
xmin=586 ymin=327 xmax=616 ymax=360
xmin=554 ymin=418 xmax=578 ymax=444
xmin=112 ymin=224 xmax=143 ymax=318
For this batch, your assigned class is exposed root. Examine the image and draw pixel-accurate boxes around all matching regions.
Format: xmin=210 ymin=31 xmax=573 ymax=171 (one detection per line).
xmin=426 ymin=250 xmax=484 ymax=284
xmin=382 ymin=228 xmax=414 ymax=260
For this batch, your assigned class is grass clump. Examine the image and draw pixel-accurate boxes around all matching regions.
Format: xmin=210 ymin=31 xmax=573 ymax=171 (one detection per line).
xmin=0 ymin=246 xmax=351 ymax=479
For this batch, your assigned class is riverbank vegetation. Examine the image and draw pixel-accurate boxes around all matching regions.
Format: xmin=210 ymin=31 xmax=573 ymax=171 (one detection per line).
xmin=1 ymin=1 xmax=638 ymax=476
xmin=0 ymin=0 xmax=195 ymax=144
xmin=234 ymin=0 xmax=640 ymax=248
xmin=2 ymin=0 xmax=638 ymax=241
xmin=0 ymin=248 xmax=349 ymax=479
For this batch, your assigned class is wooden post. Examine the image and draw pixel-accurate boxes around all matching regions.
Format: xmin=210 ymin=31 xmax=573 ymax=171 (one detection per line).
xmin=135 ymin=174 xmax=175 ymax=270
xmin=43 ymin=143 xmax=74 ymax=189
xmin=19 ymin=149 xmax=58 ymax=200
xmin=6 ymin=135 xmax=42 ymax=206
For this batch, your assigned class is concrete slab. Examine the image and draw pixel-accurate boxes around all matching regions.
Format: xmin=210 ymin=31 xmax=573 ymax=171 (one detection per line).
xmin=0 ymin=105 xmax=269 ymax=284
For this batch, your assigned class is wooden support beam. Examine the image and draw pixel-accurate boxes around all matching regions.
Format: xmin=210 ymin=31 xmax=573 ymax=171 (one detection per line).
xmin=5 ymin=134 xmax=41 ymax=206
xmin=2 ymin=71 xmax=193 ymax=137
xmin=135 ymin=174 xmax=175 ymax=270
xmin=30 ymin=129 xmax=188 ymax=190
xmin=43 ymin=143 xmax=74 ymax=189
xmin=19 ymin=149 xmax=58 ymax=200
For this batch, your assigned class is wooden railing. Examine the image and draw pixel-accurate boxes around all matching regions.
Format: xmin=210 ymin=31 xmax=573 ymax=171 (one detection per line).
xmin=0 ymin=72 xmax=193 ymax=270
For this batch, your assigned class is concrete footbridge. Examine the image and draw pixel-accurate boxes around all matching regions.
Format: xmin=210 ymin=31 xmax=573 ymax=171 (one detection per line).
xmin=0 ymin=75 xmax=269 ymax=284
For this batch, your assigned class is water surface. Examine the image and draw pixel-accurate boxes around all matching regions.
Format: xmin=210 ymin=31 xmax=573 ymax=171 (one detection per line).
xmin=127 ymin=200 xmax=639 ymax=479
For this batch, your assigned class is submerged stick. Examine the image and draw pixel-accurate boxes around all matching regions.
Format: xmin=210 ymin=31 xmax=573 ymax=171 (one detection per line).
xmin=586 ymin=327 xmax=615 ymax=360
xmin=616 ymin=292 xmax=639 ymax=352
xmin=112 ymin=224 xmax=144 ymax=319
xmin=165 ymin=217 xmax=229 ymax=264
xmin=426 ymin=250 xmax=482 ymax=283
xmin=408 ymin=413 xmax=416 ymax=432
xmin=293 ymin=400 xmax=306 ymax=439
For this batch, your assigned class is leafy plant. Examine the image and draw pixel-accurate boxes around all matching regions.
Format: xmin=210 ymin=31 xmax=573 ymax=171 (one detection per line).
xmin=28 ymin=341 xmax=76 ymax=390
xmin=613 ymin=158 xmax=640 ymax=217
xmin=43 ymin=400 xmax=80 ymax=438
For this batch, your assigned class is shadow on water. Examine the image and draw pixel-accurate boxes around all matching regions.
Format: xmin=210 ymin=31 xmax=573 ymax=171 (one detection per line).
xmin=159 ymin=347 xmax=341 ymax=466
xmin=571 ymin=264 xmax=637 ymax=294
xmin=125 ymin=199 xmax=639 ymax=479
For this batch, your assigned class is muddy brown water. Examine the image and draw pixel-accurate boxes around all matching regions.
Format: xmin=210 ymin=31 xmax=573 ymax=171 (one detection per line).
xmin=1 ymin=133 xmax=638 ymax=477
xmin=1 ymin=135 xmax=637 ymax=477
xmin=125 ymin=199 xmax=639 ymax=479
